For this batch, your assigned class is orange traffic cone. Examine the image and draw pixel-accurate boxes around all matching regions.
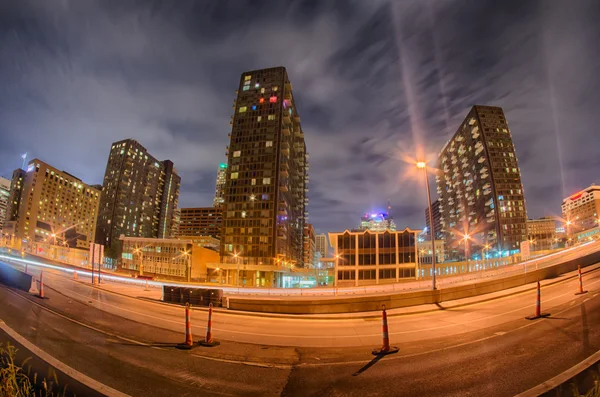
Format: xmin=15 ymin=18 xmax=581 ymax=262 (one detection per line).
xmin=73 ymin=271 xmax=78 ymax=281
xmin=372 ymin=305 xmax=398 ymax=355
xmin=575 ymin=265 xmax=588 ymax=295
xmin=526 ymin=281 xmax=550 ymax=320
xmin=38 ymin=271 xmax=45 ymax=299
xmin=177 ymin=303 xmax=196 ymax=350
xmin=200 ymin=303 xmax=220 ymax=347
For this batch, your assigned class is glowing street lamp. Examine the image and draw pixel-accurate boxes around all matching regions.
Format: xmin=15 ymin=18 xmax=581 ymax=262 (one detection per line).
xmin=417 ymin=160 xmax=437 ymax=290
xmin=463 ymin=234 xmax=470 ymax=269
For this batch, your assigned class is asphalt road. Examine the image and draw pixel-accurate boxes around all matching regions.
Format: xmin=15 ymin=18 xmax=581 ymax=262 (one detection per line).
xmin=1 ymin=261 xmax=600 ymax=395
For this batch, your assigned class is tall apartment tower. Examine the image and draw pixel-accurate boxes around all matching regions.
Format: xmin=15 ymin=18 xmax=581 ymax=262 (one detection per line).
xmin=424 ymin=199 xmax=443 ymax=241
xmin=95 ymin=139 xmax=181 ymax=252
xmin=213 ymin=163 xmax=227 ymax=208
xmin=221 ymin=67 xmax=308 ymax=269
xmin=14 ymin=159 xmax=100 ymax=249
xmin=5 ymin=169 xmax=26 ymax=223
xmin=436 ymin=105 xmax=527 ymax=259
xmin=315 ymin=233 xmax=328 ymax=258
xmin=0 ymin=177 xmax=10 ymax=231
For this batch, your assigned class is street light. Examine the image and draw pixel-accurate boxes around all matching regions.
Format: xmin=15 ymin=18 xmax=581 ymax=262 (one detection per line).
xmin=234 ymin=252 xmax=240 ymax=286
xmin=463 ymin=234 xmax=470 ymax=270
xmin=482 ymin=244 xmax=490 ymax=267
xmin=134 ymin=248 xmax=144 ymax=276
xmin=417 ymin=160 xmax=437 ymax=290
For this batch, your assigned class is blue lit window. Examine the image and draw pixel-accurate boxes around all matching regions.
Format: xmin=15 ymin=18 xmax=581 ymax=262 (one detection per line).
xmin=252 ymin=105 xmax=257 ymax=110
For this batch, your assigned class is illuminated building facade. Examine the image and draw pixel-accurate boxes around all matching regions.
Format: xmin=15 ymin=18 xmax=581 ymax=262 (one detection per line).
xmin=95 ymin=139 xmax=181 ymax=252
xmin=358 ymin=212 xmax=396 ymax=232
xmin=437 ymin=105 xmax=527 ymax=259
xmin=526 ymin=217 xmax=556 ymax=250
xmin=5 ymin=169 xmax=26 ymax=224
xmin=213 ymin=163 xmax=227 ymax=208
xmin=178 ymin=207 xmax=222 ymax=239
xmin=14 ymin=159 xmax=100 ymax=249
xmin=303 ymin=223 xmax=316 ymax=267
xmin=561 ymin=185 xmax=600 ymax=235
xmin=0 ymin=177 xmax=10 ymax=231
xmin=221 ymin=66 xmax=308 ymax=279
xmin=329 ymin=228 xmax=419 ymax=286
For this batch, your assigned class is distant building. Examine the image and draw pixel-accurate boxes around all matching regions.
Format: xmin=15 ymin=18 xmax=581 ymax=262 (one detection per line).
xmin=437 ymin=105 xmax=527 ymax=259
xmin=526 ymin=217 xmax=557 ymax=250
xmin=0 ymin=177 xmax=10 ymax=231
xmin=424 ymin=199 xmax=443 ymax=240
xmin=173 ymin=207 xmax=181 ymax=237
xmin=315 ymin=233 xmax=328 ymax=258
xmin=213 ymin=163 xmax=227 ymax=208
xmin=303 ymin=223 xmax=316 ymax=267
xmin=179 ymin=235 xmax=220 ymax=251
xmin=120 ymin=236 xmax=219 ymax=282
xmin=561 ymin=185 xmax=600 ymax=236
xmin=358 ymin=212 xmax=396 ymax=232
xmin=221 ymin=66 xmax=308 ymax=282
xmin=329 ymin=228 xmax=420 ymax=286
xmin=417 ymin=240 xmax=446 ymax=264
xmin=5 ymin=169 xmax=26 ymax=224
xmin=178 ymin=207 xmax=222 ymax=239
xmin=95 ymin=139 xmax=181 ymax=253
xmin=14 ymin=159 xmax=100 ymax=249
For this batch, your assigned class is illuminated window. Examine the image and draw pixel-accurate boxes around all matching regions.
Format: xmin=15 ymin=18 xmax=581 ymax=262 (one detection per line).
xmin=243 ymin=86 xmax=249 ymax=91
xmin=268 ymin=115 xmax=276 ymax=121
xmin=263 ymin=178 xmax=271 ymax=185
xmin=266 ymin=141 xmax=273 ymax=147
xmin=244 ymin=75 xmax=251 ymax=81
xmin=239 ymin=107 xmax=247 ymax=113
xmin=233 ymin=151 xmax=241 ymax=157
xmin=257 ymin=116 xmax=262 ymax=122
xmin=231 ymin=173 xmax=239 ymax=179
xmin=260 ymin=88 xmax=265 ymax=94
xmin=255 ymin=83 xmax=259 ymax=88
xmin=252 ymin=105 xmax=257 ymax=110
xmin=269 ymin=96 xmax=277 ymax=103
xmin=251 ymin=178 xmax=256 ymax=185
xmin=273 ymin=86 xmax=278 ymax=91
xmin=259 ymin=98 xmax=265 ymax=104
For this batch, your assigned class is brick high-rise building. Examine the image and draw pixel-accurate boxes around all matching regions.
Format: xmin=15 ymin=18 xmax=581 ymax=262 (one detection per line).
xmin=424 ymin=199 xmax=443 ymax=241
xmin=95 ymin=139 xmax=181 ymax=253
xmin=178 ymin=207 xmax=222 ymax=239
xmin=221 ymin=67 xmax=308 ymax=284
xmin=436 ymin=105 xmax=527 ymax=259
xmin=213 ymin=163 xmax=227 ymax=208
xmin=315 ymin=233 xmax=328 ymax=258
xmin=14 ymin=159 xmax=100 ymax=249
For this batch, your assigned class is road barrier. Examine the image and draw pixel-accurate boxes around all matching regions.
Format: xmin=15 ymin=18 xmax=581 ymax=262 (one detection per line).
xmin=0 ymin=261 xmax=33 ymax=292
xmin=200 ymin=303 xmax=219 ymax=347
xmin=526 ymin=281 xmax=550 ymax=320
xmin=576 ymin=265 xmax=587 ymax=295
xmin=73 ymin=271 xmax=78 ymax=281
xmin=162 ymin=286 xmax=224 ymax=307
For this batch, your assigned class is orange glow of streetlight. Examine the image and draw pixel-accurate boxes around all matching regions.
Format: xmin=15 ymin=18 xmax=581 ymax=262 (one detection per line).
xmin=416 ymin=161 xmax=426 ymax=169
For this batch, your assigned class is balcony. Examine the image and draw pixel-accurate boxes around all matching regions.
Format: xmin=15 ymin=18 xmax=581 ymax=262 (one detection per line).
xmin=294 ymin=116 xmax=300 ymax=123
xmin=294 ymin=129 xmax=303 ymax=138
xmin=282 ymin=115 xmax=291 ymax=125
xmin=280 ymin=185 xmax=289 ymax=192
xmin=280 ymin=169 xmax=289 ymax=177
xmin=282 ymin=127 xmax=290 ymax=136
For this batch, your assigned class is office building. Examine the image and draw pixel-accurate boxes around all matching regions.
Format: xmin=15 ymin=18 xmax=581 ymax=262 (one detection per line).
xmin=417 ymin=239 xmax=446 ymax=264
xmin=213 ymin=163 xmax=227 ymax=208
xmin=561 ymin=185 xmax=600 ymax=236
xmin=13 ymin=159 xmax=100 ymax=249
xmin=173 ymin=207 xmax=181 ymax=237
xmin=303 ymin=223 xmax=316 ymax=267
xmin=437 ymin=105 xmax=527 ymax=259
xmin=526 ymin=217 xmax=557 ymax=250
xmin=0 ymin=177 xmax=10 ymax=231
xmin=358 ymin=212 xmax=396 ymax=232
xmin=178 ymin=207 xmax=222 ymax=239
xmin=95 ymin=139 xmax=181 ymax=253
xmin=120 ymin=236 xmax=219 ymax=282
xmin=221 ymin=66 xmax=308 ymax=285
xmin=329 ymin=228 xmax=419 ymax=286
xmin=315 ymin=233 xmax=328 ymax=258
xmin=424 ymin=199 xmax=443 ymax=240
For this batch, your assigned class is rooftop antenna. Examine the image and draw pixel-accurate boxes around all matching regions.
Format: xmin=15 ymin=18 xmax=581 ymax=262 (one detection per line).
xmin=21 ymin=153 xmax=27 ymax=170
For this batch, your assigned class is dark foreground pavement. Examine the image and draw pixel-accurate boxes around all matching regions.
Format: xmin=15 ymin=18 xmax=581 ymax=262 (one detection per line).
xmin=1 ymin=272 xmax=599 ymax=396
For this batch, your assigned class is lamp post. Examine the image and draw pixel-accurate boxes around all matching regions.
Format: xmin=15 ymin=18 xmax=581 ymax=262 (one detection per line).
xmin=135 ymin=248 xmax=144 ymax=276
xmin=463 ymin=234 xmax=470 ymax=271
xmin=234 ymin=253 xmax=240 ymax=286
xmin=334 ymin=253 xmax=341 ymax=289
xmin=482 ymin=244 xmax=490 ymax=268
xmin=417 ymin=161 xmax=437 ymax=290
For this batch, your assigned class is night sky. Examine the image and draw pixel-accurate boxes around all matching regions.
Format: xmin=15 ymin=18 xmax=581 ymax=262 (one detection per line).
xmin=1 ymin=1 xmax=599 ymax=235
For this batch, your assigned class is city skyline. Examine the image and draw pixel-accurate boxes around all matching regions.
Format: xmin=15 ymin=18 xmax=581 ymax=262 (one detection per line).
xmin=1 ymin=1 xmax=599 ymax=234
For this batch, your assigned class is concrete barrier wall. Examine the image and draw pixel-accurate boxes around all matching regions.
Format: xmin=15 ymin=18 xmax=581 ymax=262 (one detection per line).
xmin=0 ymin=261 xmax=33 ymax=292
xmin=228 ymin=250 xmax=600 ymax=314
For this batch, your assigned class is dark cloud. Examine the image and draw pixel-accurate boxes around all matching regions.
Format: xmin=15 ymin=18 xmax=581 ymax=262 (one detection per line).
xmin=1 ymin=0 xmax=599 ymax=234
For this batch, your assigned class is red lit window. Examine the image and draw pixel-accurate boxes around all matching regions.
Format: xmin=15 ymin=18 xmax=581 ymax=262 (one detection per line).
xmin=259 ymin=98 xmax=265 ymax=104
xmin=269 ymin=96 xmax=277 ymax=103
